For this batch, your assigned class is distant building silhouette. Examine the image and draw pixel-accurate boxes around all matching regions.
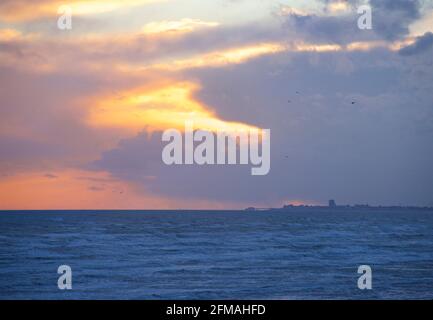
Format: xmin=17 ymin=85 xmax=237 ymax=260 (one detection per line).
xmin=329 ymin=199 xmax=336 ymax=208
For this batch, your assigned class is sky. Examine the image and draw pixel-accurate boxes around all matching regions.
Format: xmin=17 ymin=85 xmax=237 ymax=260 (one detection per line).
xmin=0 ymin=0 xmax=433 ymax=209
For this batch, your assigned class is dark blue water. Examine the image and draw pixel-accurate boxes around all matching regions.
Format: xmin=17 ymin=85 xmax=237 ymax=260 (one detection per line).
xmin=0 ymin=210 xmax=432 ymax=299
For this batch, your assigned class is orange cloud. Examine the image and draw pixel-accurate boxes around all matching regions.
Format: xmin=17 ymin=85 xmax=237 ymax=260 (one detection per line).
xmin=0 ymin=169 xmax=153 ymax=209
xmin=0 ymin=28 xmax=23 ymax=41
xmin=0 ymin=169 xmax=245 ymax=209
xmin=327 ymin=1 xmax=351 ymax=14
xmin=87 ymin=81 xmax=258 ymax=134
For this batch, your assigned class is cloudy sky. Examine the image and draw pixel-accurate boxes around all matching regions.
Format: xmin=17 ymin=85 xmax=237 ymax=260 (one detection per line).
xmin=0 ymin=0 xmax=432 ymax=209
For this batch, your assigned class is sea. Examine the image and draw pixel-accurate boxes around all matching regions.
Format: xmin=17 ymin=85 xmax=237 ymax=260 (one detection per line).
xmin=0 ymin=209 xmax=432 ymax=300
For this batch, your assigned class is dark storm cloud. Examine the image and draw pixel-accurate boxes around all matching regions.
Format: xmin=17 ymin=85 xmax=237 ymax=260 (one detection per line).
xmin=284 ymin=0 xmax=423 ymax=43
xmin=91 ymin=47 xmax=433 ymax=206
xmin=90 ymin=132 xmax=266 ymax=204
xmin=370 ymin=0 xmax=422 ymax=40
xmin=284 ymin=11 xmax=373 ymax=44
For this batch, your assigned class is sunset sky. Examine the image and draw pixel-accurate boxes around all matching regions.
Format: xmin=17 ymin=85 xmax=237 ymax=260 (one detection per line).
xmin=1 ymin=0 xmax=433 ymax=209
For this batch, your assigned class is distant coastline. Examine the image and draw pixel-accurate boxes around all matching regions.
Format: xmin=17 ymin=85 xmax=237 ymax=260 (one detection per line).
xmin=245 ymin=200 xmax=433 ymax=212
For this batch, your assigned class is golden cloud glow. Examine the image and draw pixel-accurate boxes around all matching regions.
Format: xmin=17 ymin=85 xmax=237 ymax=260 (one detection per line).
xmin=142 ymin=19 xmax=219 ymax=35
xmin=327 ymin=1 xmax=350 ymax=14
xmin=88 ymin=81 xmax=258 ymax=134
xmin=279 ymin=6 xmax=311 ymax=17
xmin=0 ymin=28 xmax=22 ymax=41
xmin=291 ymin=40 xmax=417 ymax=53
xmin=346 ymin=38 xmax=416 ymax=51
xmin=115 ymin=43 xmax=287 ymax=72
xmin=292 ymin=42 xmax=342 ymax=52
xmin=168 ymin=43 xmax=286 ymax=69
xmin=0 ymin=28 xmax=39 ymax=42
xmin=105 ymin=38 xmax=421 ymax=76
xmin=114 ymin=38 xmax=416 ymax=75
xmin=388 ymin=38 xmax=417 ymax=51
